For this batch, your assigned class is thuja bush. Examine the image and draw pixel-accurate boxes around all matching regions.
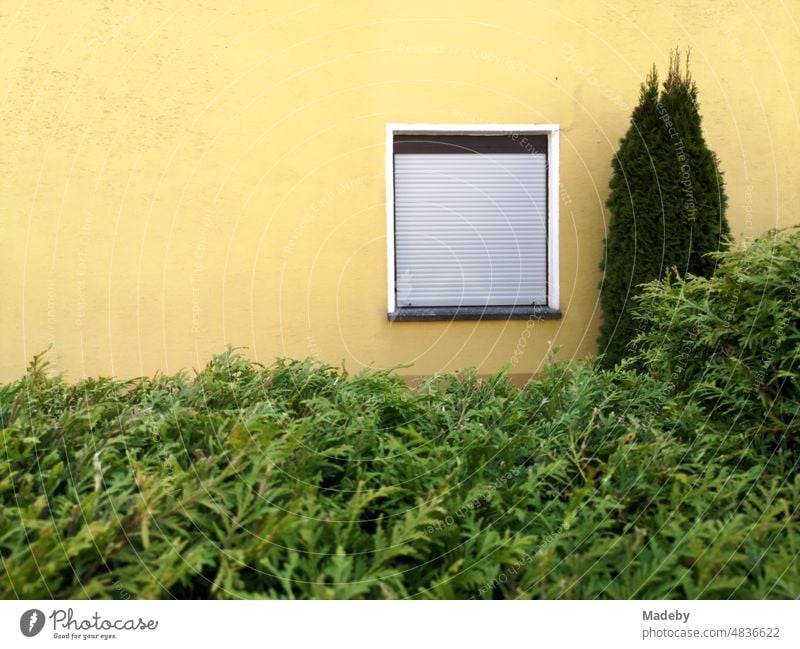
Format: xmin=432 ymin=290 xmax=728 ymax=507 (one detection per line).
xmin=1 ymin=231 xmax=798 ymax=599
xmin=599 ymin=51 xmax=730 ymax=367
xmin=631 ymin=227 xmax=800 ymax=444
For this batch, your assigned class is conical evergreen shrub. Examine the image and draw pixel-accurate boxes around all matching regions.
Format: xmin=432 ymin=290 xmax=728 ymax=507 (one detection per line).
xmin=598 ymin=52 xmax=729 ymax=367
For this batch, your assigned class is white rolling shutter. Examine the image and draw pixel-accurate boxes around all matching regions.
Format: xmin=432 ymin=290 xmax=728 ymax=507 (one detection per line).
xmin=394 ymin=152 xmax=548 ymax=307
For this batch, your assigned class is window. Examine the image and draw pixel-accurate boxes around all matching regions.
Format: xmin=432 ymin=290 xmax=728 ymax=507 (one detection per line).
xmin=386 ymin=124 xmax=561 ymax=321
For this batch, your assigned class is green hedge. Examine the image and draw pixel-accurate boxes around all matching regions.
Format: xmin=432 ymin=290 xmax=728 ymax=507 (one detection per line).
xmin=632 ymin=227 xmax=800 ymax=440
xmin=1 ymin=231 xmax=798 ymax=599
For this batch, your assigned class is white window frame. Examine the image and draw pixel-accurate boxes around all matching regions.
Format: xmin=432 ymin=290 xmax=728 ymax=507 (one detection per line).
xmin=385 ymin=123 xmax=560 ymax=317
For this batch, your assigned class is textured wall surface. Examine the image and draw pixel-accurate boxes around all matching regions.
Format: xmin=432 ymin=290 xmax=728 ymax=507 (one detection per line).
xmin=1 ymin=0 xmax=798 ymax=381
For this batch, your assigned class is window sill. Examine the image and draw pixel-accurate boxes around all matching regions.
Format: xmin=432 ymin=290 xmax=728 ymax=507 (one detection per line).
xmin=388 ymin=305 xmax=562 ymax=322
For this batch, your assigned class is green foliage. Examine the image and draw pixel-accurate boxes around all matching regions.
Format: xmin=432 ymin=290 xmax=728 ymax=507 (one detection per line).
xmin=2 ymin=230 xmax=799 ymax=599
xmin=599 ymin=51 xmax=730 ymax=367
xmin=631 ymin=227 xmax=800 ymax=442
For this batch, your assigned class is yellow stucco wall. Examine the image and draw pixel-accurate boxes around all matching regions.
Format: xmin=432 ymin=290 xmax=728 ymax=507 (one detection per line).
xmin=1 ymin=1 xmax=798 ymax=382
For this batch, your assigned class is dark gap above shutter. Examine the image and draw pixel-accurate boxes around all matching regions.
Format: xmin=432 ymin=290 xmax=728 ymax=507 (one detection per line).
xmin=394 ymin=133 xmax=547 ymax=155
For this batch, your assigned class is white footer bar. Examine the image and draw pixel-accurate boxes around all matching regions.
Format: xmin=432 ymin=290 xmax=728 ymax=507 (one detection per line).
xmin=1 ymin=600 xmax=797 ymax=648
